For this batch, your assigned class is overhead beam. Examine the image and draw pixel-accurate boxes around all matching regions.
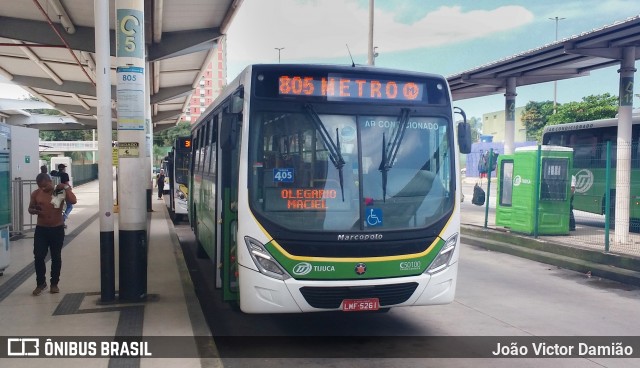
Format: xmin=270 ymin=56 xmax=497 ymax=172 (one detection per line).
xmin=464 ymin=47 xmax=566 ymax=77
xmin=0 ymin=16 xmax=115 ymax=54
xmin=152 ymin=109 xmax=183 ymax=123
xmin=53 ymin=103 xmax=118 ymax=117
xmin=10 ymin=75 xmax=115 ymax=97
xmin=494 ymin=55 xmax=584 ymax=77
xmin=0 ymin=98 xmax=52 ymax=110
xmin=0 ymin=16 xmax=220 ymax=61
xmin=148 ymin=29 xmax=221 ymax=61
xmin=150 ymin=84 xmax=193 ymax=104
xmin=572 ymin=25 xmax=640 ymax=48
xmin=562 ymin=44 xmax=640 ymax=60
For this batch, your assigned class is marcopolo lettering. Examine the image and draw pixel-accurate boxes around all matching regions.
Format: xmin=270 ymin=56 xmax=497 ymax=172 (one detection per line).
xmin=337 ymin=233 xmax=383 ymax=241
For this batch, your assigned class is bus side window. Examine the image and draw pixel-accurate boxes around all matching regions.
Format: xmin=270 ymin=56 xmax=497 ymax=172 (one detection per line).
xmin=571 ymin=132 xmax=598 ymax=168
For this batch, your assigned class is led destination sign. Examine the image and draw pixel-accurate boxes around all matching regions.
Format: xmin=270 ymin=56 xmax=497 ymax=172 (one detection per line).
xmin=278 ymin=74 xmax=426 ymax=103
xmin=264 ymin=187 xmax=352 ymax=211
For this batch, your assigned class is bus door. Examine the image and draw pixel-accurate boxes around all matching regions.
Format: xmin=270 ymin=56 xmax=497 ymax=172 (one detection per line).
xmin=217 ymin=100 xmax=242 ymax=302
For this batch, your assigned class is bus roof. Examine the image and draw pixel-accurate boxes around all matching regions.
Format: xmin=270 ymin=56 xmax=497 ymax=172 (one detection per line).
xmin=515 ymin=145 xmax=573 ymax=152
xmin=542 ymin=114 xmax=640 ymax=135
xmin=191 ymin=63 xmax=449 ymax=131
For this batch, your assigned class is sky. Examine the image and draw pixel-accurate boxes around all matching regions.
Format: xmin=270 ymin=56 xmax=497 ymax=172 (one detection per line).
xmin=224 ymin=0 xmax=640 ymax=120
xmin=1 ymin=0 xmax=639 ymax=121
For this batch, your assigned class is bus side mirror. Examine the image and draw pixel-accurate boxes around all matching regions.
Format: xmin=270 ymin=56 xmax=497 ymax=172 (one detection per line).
xmin=454 ymin=107 xmax=472 ymax=154
xmin=458 ymin=122 xmax=472 ymax=154
xmin=220 ymin=113 xmax=240 ymax=150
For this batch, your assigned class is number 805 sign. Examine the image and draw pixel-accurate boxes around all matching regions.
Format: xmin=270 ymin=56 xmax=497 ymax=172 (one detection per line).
xmin=273 ymin=168 xmax=294 ymax=183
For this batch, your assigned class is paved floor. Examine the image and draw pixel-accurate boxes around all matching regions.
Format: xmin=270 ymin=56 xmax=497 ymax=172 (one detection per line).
xmin=0 ymin=180 xmax=220 ymax=368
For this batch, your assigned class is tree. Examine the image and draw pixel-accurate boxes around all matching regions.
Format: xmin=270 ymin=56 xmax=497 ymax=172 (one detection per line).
xmin=154 ymin=121 xmax=191 ymax=147
xmin=522 ymin=94 xmax=618 ymax=142
xmin=547 ymin=93 xmax=618 ymax=126
xmin=153 ymin=121 xmax=191 ymax=163
xmin=521 ymin=100 xmax=555 ymax=142
xmin=40 ymin=129 xmax=94 ymax=141
xmin=468 ymin=116 xmax=482 ymax=143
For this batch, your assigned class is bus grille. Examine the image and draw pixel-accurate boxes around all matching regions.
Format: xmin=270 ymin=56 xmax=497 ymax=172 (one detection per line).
xmin=299 ymin=282 xmax=419 ymax=309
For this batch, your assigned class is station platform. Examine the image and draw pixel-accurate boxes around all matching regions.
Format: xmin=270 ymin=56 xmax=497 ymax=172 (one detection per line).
xmin=0 ymin=180 xmax=221 ymax=368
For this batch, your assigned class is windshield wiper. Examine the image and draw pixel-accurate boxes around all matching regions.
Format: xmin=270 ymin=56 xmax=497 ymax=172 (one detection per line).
xmin=303 ymin=103 xmax=346 ymax=201
xmin=379 ymin=108 xmax=410 ymax=201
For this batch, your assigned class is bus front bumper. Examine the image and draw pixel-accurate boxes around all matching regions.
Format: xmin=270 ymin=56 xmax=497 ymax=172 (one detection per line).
xmin=238 ymin=262 xmax=458 ymax=313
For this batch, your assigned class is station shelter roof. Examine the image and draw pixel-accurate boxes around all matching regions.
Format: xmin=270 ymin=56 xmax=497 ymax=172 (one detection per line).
xmin=0 ymin=0 xmax=242 ymax=132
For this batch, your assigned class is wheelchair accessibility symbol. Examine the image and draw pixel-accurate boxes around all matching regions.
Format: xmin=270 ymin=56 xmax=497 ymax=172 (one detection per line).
xmin=367 ymin=208 xmax=383 ymax=227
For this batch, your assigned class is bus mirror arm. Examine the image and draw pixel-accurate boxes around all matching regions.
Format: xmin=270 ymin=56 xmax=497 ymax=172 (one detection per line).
xmin=454 ymin=107 xmax=472 ymax=154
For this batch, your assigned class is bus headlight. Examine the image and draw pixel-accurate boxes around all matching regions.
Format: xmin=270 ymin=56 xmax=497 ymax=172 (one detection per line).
xmin=425 ymin=233 xmax=458 ymax=274
xmin=244 ymin=236 xmax=291 ymax=280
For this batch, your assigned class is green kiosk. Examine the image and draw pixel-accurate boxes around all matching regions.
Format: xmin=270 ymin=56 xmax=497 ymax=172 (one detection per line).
xmin=496 ymin=146 xmax=573 ymax=235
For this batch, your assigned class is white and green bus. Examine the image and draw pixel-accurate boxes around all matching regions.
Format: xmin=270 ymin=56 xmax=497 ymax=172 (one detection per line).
xmin=164 ymin=137 xmax=191 ymax=222
xmin=189 ymin=64 xmax=471 ymax=313
xmin=542 ymin=115 xmax=640 ymax=222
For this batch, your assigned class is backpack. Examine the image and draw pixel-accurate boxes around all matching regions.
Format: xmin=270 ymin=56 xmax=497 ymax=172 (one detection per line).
xmin=472 ymin=183 xmax=485 ymax=206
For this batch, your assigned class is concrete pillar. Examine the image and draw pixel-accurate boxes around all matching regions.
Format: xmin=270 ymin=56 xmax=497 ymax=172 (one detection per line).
xmin=614 ymin=46 xmax=636 ymax=245
xmin=115 ymin=0 xmax=148 ymax=301
xmin=504 ymin=77 xmax=517 ymax=155
xmin=145 ymin=58 xmax=153 ymax=212
xmin=94 ymin=0 xmax=115 ymax=302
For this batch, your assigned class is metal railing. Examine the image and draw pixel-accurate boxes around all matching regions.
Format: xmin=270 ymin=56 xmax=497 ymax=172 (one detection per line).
xmin=464 ymin=143 xmax=640 ymax=257
xmin=11 ymin=178 xmax=38 ymax=237
xmin=39 ymin=141 xmax=98 ymax=152
xmin=10 ymin=176 xmax=59 ymax=237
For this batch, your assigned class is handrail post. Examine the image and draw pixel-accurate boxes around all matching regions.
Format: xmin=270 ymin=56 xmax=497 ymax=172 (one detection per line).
xmin=604 ymin=141 xmax=611 ymax=252
xmin=533 ymin=145 xmax=542 ymax=238
xmin=484 ymin=148 xmax=494 ymax=229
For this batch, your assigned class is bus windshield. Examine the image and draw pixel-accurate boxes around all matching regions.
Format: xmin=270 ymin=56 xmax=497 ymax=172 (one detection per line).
xmin=249 ymin=108 xmax=453 ymax=232
xmin=175 ymin=152 xmax=191 ymax=184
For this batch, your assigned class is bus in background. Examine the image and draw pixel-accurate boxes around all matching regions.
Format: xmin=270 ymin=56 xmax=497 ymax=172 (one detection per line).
xmin=541 ymin=115 xmax=640 ymax=223
xmin=189 ymin=64 xmax=472 ymax=313
xmin=165 ymin=137 xmax=191 ymax=222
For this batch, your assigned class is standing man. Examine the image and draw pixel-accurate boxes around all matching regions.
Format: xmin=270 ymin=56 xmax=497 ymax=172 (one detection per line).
xmin=40 ymin=165 xmax=51 ymax=179
xmin=28 ymin=173 xmax=77 ymax=295
xmin=157 ymin=169 xmax=165 ymax=200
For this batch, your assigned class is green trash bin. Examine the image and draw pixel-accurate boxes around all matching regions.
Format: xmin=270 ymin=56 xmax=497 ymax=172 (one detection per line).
xmin=496 ymin=146 xmax=573 ymax=235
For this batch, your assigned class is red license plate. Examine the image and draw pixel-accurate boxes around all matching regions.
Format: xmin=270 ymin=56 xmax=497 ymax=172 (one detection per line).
xmin=341 ymin=298 xmax=380 ymax=312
